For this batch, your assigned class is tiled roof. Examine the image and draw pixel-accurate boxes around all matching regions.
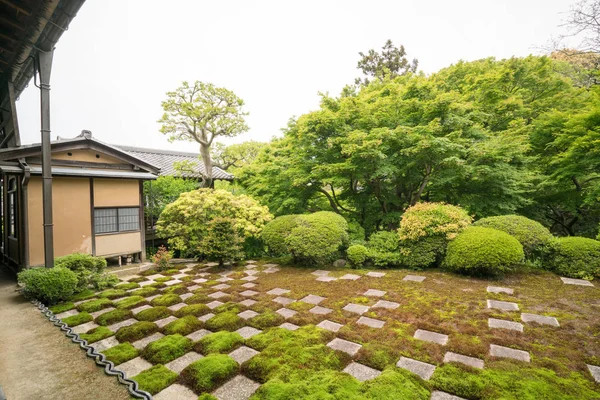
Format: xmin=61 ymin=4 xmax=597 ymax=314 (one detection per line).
xmin=116 ymin=145 xmax=234 ymax=181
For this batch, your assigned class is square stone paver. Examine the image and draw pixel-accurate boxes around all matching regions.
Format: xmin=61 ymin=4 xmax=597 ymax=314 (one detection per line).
xmin=309 ymin=306 xmax=333 ymax=315
xmin=155 ymin=316 xmax=178 ymax=328
xmin=488 ymin=318 xmax=524 ymax=332
xmin=372 ymin=300 xmax=400 ymax=310
xmin=172 ymin=273 xmax=187 ymax=280
xmin=263 ymin=267 xmax=280 ymax=274
xmin=180 ymin=293 xmax=193 ymax=301
xmin=186 ymin=329 xmax=211 ymax=342
xmin=327 ymin=338 xmax=362 ymax=356
xmin=217 ymin=277 xmax=234 ymax=283
xmin=316 ymin=276 xmax=337 ymax=282
xmin=205 ymin=262 xmax=219 ymax=267
xmin=192 ymin=278 xmax=207 ymax=284
xmin=168 ymin=302 xmax=187 ymax=312
xmin=146 ymin=294 xmax=161 ymax=302
xmin=154 ymin=383 xmax=197 ymax=400
xmin=209 ymin=291 xmax=229 ymax=299
xmin=587 ymin=364 xmax=600 ymax=383
xmin=213 ymin=375 xmax=260 ymax=400
xmin=240 ymin=290 xmax=259 ymax=297
xmin=90 ymin=307 xmax=116 ymax=319
xmin=199 ymin=313 xmax=215 ymax=322
xmin=118 ymin=356 xmax=153 ymax=378
xmin=560 ymin=277 xmax=594 ymax=287
xmin=229 ymin=346 xmax=260 ymax=364
xmin=403 ymin=275 xmax=426 ymax=282
xmin=213 ymin=284 xmax=231 ymax=290
xmin=56 ymin=309 xmax=79 ymax=319
xmin=364 ymin=289 xmax=386 ymax=297
xmin=241 ymin=276 xmax=258 ymax=282
xmin=241 ymin=282 xmax=257 ymax=289
xmin=207 ymin=301 xmax=224 ymax=309
xmin=238 ymin=310 xmax=259 ymax=320
xmin=317 ymin=319 xmax=344 ymax=332
xmin=245 ymin=270 xmax=259 ymax=276
xmin=187 ymin=284 xmax=202 ymax=291
xmin=357 ymin=316 xmax=385 ymax=328
xmin=340 ymin=273 xmax=361 ymax=280
xmin=343 ymin=362 xmax=381 ymax=382
xmin=489 ymin=344 xmax=530 ymax=362
xmin=443 ymin=352 xmax=484 ymax=369
xmin=301 ymin=294 xmax=326 ymax=305
xmin=414 ymin=329 xmax=448 ymax=345
xmin=267 ymin=288 xmax=290 ymax=296
xmin=343 ymin=303 xmax=370 ymax=315
xmin=138 ymin=281 xmax=155 ymax=287
xmin=276 ymin=308 xmax=297 ymax=319
xmin=239 ymin=299 xmax=257 ymax=307
xmin=312 ymin=270 xmax=330 ymax=276
xmin=130 ymin=305 xmax=152 ymax=315
xmin=147 ymin=274 xmax=164 ymax=280
xmin=431 ymin=391 xmax=466 ymax=400
xmin=396 ymin=357 xmax=436 ymax=380
xmin=366 ymin=271 xmax=386 ymax=278
xmin=164 ymin=279 xmax=182 ymax=286
xmin=108 ymin=318 xmax=137 ymax=332
xmin=521 ymin=313 xmax=559 ymax=327
xmin=165 ymin=351 xmax=203 ymax=373
xmin=236 ymin=326 xmax=262 ymax=339
xmin=94 ymin=336 xmax=119 ymax=352
xmin=133 ymin=332 xmax=164 ymax=350
xmin=279 ymin=322 xmax=299 ymax=331
xmin=262 ymin=263 xmax=279 ymax=268
xmin=487 ymin=286 xmax=514 ymax=295
xmin=487 ymin=299 xmax=519 ymax=311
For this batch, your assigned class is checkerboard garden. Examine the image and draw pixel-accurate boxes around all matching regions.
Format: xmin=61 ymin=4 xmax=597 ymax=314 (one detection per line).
xmin=49 ymin=260 xmax=600 ymax=400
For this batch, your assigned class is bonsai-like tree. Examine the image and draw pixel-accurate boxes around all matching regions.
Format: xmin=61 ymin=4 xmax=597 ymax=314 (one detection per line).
xmin=158 ymin=81 xmax=248 ymax=187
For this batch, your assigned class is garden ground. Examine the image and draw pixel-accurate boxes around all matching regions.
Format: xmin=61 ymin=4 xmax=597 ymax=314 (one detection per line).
xmin=34 ymin=261 xmax=600 ymax=399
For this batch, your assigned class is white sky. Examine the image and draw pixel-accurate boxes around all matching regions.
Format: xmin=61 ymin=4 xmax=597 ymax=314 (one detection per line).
xmin=16 ymin=0 xmax=573 ymax=153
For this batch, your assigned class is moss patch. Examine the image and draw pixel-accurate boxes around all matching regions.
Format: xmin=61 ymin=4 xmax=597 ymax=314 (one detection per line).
xmin=248 ymin=310 xmax=285 ymax=330
xmin=162 ymin=284 xmax=188 ymax=295
xmin=163 ymin=315 xmax=203 ymax=336
xmin=174 ymin=303 xmax=210 ymax=318
xmin=195 ymin=331 xmax=244 ymax=354
xmin=62 ymin=312 xmax=93 ymax=327
xmin=80 ymin=326 xmax=114 ymax=344
xmin=115 ymin=321 xmax=158 ymax=342
xmin=95 ymin=308 xmax=132 ymax=326
xmin=180 ymin=354 xmax=239 ymax=393
xmin=204 ymin=312 xmax=244 ymax=332
xmin=114 ymin=295 xmax=147 ymax=310
xmin=130 ymin=287 xmax=159 ymax=298
xmin=136 ymin=306 xmax=172 ymax=322
xmin=127 ymin=276 xmax=148 ymax=283
xmin=115 ymin=282 xmax=140 ymax=290
xmin=103 ymin=342 xmax=139 ymax=365
xmin=154 ymin=277 xmax=174 ymax=283
xmin=70 ymin=289 xmax=96 ymax=301
xmin=213 ymin=302 xmax=241 ymax=314
xmin=132 ymin=364 xmax=178 ymax=395
xmin=184 ymin=293 xmax=210 ymax=304
xmin=142 ymin=334 xmax=193 ymax=364
xmin=151 ymin=294 xmax=182 ymax=307
xmin=49 ymin=302 xmax=75 ymax=314
xmin=98 ymin=289 xmax=127 ymax=299
xmin=77 ymin=298 xmax=113 ymax=313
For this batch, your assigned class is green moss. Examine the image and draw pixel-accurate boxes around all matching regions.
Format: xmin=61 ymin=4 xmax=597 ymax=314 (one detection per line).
xmin=253 ymin=370 xmax=360 ymax=399
xmin=180 ymin=354 xmax=239 ymax=393
xmin=197 ymin=394 xmax=218 ymax=400
xmin=361 ymin=369 xmax=430 ymax=399
xmin=127 ymin=276 xmax=148 ymax=283
xmin=129 ymin=287 xmax=159 ymax=298
xmin=80 ymin=326 xmax=114 ymax=343
xmin=213 ymin=302 xmax=241 ymax=314
xmin=174 ymin=303 xmax=210 ymax=318
xmin=49 ymin=302 xmax=75 ymax=314
xmin=356 ymin=343 xmax=398 ymax=370
xmin=136 ymin=306 xmax=172 ymax=322
xmin=204 ymin=312 xmax=244 ymax=332
xmin=142 ymin=334 xmax=193 ymax=364
xmin=115 ymin=282 xmax=140 ymax=290
xmin=195 ymin=331 xmax=244 ymax=354
xmin=163 ymin=315 xmax=203 ymax=336
xmin=115 ymin=321 xmax=158 ymax=342
xmin=114 ymin=295 xmax=147 ymax=310
xmin=62 ymin=312 xmax=93 ymax=327
xmin=77 ymin=298 xmax=113 ymax=313
xmin=162 ymin=268 xmax=181 ymax=275
xmin=150 ymin=294 xmax=182 ymax=307
xmin=248 ymin=310 xmax=285 ymax=329
xmin=162 ymin=284 xmax=188 ymax=295
xmin=246 ymin=325 xmax=331 ymax=351
xmin=70 ymin=289 xmax=96 ymax=301
xmin=154 ymin=277 xmax=174 ymax=283
xmin=184 ymin=293 xmax=210 ymax=304
xmin=98 ymin=289 xmax=127 ymax=299
xmin=286 ymin=301 xmax=314 ymax=312
xmin=103 ymin=342 xmax=139 ymax=365
xmin=132 ymin=364 xmax=178 ymax=395
xmin=95 ymin=308 xmax=133 ymax=326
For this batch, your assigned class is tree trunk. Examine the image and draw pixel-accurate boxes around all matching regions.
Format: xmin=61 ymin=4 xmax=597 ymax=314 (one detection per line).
xmin=200 ymin=143 xmax=213 ymax=188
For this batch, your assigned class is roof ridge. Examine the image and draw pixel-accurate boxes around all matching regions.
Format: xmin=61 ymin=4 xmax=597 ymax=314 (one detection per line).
xmin=114 ymin=144 xmax=201 ymax=158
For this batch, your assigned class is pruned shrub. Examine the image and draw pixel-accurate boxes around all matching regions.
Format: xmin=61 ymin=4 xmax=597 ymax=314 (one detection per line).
xmin=367 ymin=231 xmax=403 ymax=268
xmin=54 ymin=253 xmax=114 ymax=290
xmin=200 ymin=217 xmax=245 ymax=266
xmin=399 ymin=236 xmax=446 ymax=270
xmin=18 ymin=267 xmax=78 ymax=305
xmin=545 ymin=237 xmax=600 ymax=280
xmin=261 ymin=215 xmax=301 ymax=256
xmin=473 ymin=215 xmax=554 ymax=259
xmin=347 ymin=245 xmax=368 ymax=267
xmin=444 ymin=227 xmax=524 ymax=276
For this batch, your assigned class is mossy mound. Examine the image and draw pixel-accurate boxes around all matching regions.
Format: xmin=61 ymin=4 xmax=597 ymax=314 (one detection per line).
xmin=155 ymin=277 xmax=175 ymax=283
xmin=70 ymin=289 xmax=96 ymax=301
xmin=163 ymin=315 xmax=203 ymax=336
xmin=162 ymin=284 xmax=188 ymax=295
xmin=174 ymin=303 xmax=210 ymax=318
xmin=130 ymin=287 xmax=159 ymax=298
xmin=213 ymin=302 xmax=241 ymax=314
xmin=80 ymin=326 xmax=114 ymax=344
xmin=127 ymin=276 xmax=148 ymax=283
xmin=195 ymin=331 xmax=244 ymax=354
xmin=161 ymin=268 xmax=181 ymax=275
xmin=204 ymin=312 xmax=244 ymax=332
xmin=115 ymin=282 xmax=140 ymax=290
xmin=62 ymin=312 xmax=93 ymax=327
xmin=115 ymin=321 xmax=158 ymax=342
xmin=150 ymin=294 xmax=182 ymax=307
xmin=248 ymin=310 xmax=285 ymax=330
xmin=115 ymin=295 xmax=147 ymax=310
xmin=132 ymin=364 xmax=178 ymax=395
xmin=95 ymin=308 xmax=132 ymax=326
xmin=135 ymin=306 xmax=171 ymax=322
xmin=49 ymin=302 xmax=75 ymax=314
xmin=184 ymin=293 xmax=210 ymax=304
xmin=98 ymin=289 xmax=127 ymax=299
xmin=180 ymin=354 xmax=239 ymax=393
xmin=142 ymin=334 xmax=193 ymax=364
xmin=77 ymin=298 xmax=112 ymax=313
xmin=103 ymin=342 xmax=139 ymax=365
xmin=356 ymin=343 xmax=398 ymax=370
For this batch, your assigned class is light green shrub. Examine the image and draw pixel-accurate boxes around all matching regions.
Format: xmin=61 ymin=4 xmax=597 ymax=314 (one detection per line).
xmin=261 ymin=215 xmax=301 ymax=256
xmin=199 ymin=217 xmax=245 ymax=266
xmin=545 ymin=237 xmax=600 ymax=280
xmin=18 ymin=267 xmax=78 ymax=305
xmin=366 ymin=231 xmax=403 ymax=268
xmin=54 ymin=253 xmax=111 ymax=290
xmin=347 ymin=245 xmax=368 ymax=267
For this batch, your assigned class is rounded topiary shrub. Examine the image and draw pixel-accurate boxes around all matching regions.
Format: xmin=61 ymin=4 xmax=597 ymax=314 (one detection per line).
xmin=18 ymin=267 xmax=78 ymax=305
xmin=54 ymin=253 xmax=110 ymax=290
xmin=261 ymin=215 xmax=301 ymax=256
xmin=473 ymin=215 xmax=553 ymax=258
xmin=545 ymin=237 xmax=600 ymax=280
xmin=366 ymin=231 xmax=402 ymax=268
xmin=444 ymin=227 xmax=524 ymax=276
xmin=347 ymin=245 xmax=368 ymax=267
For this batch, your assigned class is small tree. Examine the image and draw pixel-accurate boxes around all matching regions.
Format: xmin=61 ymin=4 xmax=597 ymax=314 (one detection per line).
xmin=199 ymin=217 xmax=244 ymax=266
xmin=355 ymin=39 xmax=418 ymax=85
xmin=158 ymin=81 xmax=249 ymax=187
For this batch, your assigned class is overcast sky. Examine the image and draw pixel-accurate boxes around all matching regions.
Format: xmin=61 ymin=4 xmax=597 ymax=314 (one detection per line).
xmin=16 ymin=0 xmax=573 ymax=153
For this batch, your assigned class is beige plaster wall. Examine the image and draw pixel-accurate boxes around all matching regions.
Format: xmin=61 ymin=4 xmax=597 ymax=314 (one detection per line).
xmin=53 ymin=150 xmax=123 ymax=164
xmin=93 ymin=179 xmax=139 ymax=207
xmin=95 ymin=232 xmax=141 ymax=256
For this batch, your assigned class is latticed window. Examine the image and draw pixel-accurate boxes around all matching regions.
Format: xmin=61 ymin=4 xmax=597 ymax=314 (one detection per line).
xmin=94 ymin=207 xmax=139 ymax=234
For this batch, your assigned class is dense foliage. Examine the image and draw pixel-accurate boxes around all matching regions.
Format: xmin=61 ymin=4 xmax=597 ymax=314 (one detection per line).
xmin=143 ymin=176 xmax=198 ymax=223
xmin=346 ymin=244 xmax=368 ymax=267
xmin=54 ymin=253 xmax=115 ymax=290
xmin=18 ymin=267 xmax=78 ymax=305
xmin=198 ymin=217 xmax=244 ymax=265
xmin=261 ymin=215 xmax=301 ymax=256
xmin=444 ymin=227 xmax=525 ymax=276
xmin=544 ymin=236 xmax=600 ymax=280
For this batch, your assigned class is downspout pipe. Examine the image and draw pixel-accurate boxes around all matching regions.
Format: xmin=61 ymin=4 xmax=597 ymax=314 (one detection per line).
xmin=37 ymin=49 xmax=54 ymax=268
xmin=19 ymin=158 xmax=30 ymax=268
